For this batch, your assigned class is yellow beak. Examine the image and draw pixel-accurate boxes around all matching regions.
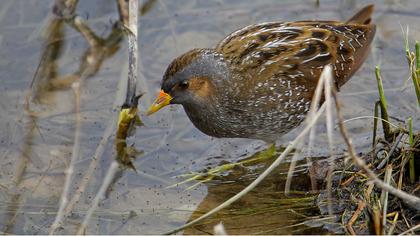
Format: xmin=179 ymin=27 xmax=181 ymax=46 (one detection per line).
xmin=146 ymin=90 xmax=172 ymax=115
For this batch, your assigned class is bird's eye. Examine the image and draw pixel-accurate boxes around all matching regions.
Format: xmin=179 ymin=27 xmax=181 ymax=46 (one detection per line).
xmin=179 ymin=81 xmax=189 ymax=89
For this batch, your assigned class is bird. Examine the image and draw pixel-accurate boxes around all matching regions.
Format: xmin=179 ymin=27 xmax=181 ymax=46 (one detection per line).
xmin=147 ymin=5 xmax=375 ymax=143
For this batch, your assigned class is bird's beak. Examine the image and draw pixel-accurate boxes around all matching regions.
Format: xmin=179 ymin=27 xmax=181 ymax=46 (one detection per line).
xmin=146 ymin=90 xmax=172 ymax=115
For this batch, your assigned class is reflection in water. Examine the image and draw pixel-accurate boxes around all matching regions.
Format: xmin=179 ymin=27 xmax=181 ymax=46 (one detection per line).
xmin=3 ymin=0 xmax=128 ymax=233
xmin=43 ymin=17 xmax=123 ymax=91
xmin=31 ymin=19 xmax=65 ymax=102
xmin=140 ymin=0 xmax=157 ymax=16
xmin=184 ymin=156 xmax=330 ymax=235
xmin=2 ymin=2 xmax=70 ymax=232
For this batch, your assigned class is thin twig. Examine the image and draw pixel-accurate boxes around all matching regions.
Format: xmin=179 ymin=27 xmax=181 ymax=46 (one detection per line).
xmin=376 ymin=134 xmax=404 ymax=170
xmin=408 ymin=117 xmax=415 ymax=182
xmin=61 ymin=49 xmax=134 ymax=220
xmin=75 ymin=0 xmax=139 ymax=233
xmin=117 ymin=0 xmax=129 ymax=25
xmin=49 ymin=81 xmax=82 ymax=234
xmin=340 ymin=163 xmax=372 ymax=187
xmin=346 ymin=200 xmax=366 ymax=235
xmin=284 ymin=144 xmax=302 ymax=195
xmin=380 ymin=164 xmax=393 ymax=234
xmin=76 ymin=161 xmax=120 ymax=234
xmin=398 ymin=223 xmax=420 ymax=236
xmin=300 ymin=64 xmax=329 ymax=193
xmin=324 ymin=65 xmax=335 ymax=216
xmin=46 ymin=13 xmax=124 ymax=234
xmin=401 ymin=209 xmax=412 ymax=233
xmin=342 ymin=116 xmax=401 ymax=130
xmin=373 ymin=101 xmax=380 ymax=149
xmin=62 ymin=116 xmax=117 ymax=220
xmin=306 ymin=137 xmax=318 ymax=191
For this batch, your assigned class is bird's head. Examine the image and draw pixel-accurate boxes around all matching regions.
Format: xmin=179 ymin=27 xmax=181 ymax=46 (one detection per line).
xmin=147 ymin=48 xmax=229 ymax=114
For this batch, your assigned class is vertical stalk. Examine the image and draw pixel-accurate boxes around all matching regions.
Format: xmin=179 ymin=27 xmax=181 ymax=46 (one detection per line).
xmin=408 ymin=117 xmax=415 ymax=182
xmin=372 ymin=101 xmax=380 ymax=148
xmin=415 ymin=41 xmax=420 ymax=69
xmin=125 ymin=0 xmax=138 ymax=107
xmin=77 ymin=0 xmax=140 ymax=233
xmin=380 ymin=164 xmax=393 ymax=235
xmin=116 ymin=0 xmax=142 ymax=167
xmin=375 ymin=66 xmax=392 ymax=142
xmin=413 ymin=42 xmax=420 ymax=106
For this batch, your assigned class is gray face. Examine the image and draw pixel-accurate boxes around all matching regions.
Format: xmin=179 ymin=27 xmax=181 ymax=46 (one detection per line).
xmin=160 ymin=49 xmax=230 ymax=106
xmin=161 ymin=76 xmax=193 ymax=105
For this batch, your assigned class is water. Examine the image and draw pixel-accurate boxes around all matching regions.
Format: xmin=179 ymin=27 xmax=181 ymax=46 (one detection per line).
xmin=0 ymin=0 xmax=419 ymax=234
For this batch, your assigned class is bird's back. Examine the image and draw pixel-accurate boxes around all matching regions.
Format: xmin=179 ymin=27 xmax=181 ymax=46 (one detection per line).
xmin=216 ymin=17 xmax=375 ymax=92
xmin=209 ymin=5 xmax=375 ymax=141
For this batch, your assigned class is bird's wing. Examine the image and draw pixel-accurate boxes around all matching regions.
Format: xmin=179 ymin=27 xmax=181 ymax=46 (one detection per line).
xmin=215 ymin=21 xmax=375 ymax=89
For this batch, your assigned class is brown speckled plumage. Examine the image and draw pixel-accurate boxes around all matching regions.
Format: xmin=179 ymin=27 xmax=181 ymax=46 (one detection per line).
xmin=156 ymin=5 xmax=376 ymax=142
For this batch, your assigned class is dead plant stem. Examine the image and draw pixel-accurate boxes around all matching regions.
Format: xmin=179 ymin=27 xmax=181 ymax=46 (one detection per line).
xmin=49 ymin=81 xmax=82 ymax=234
xmin=333 ymin=79 xmax=420 ymax=211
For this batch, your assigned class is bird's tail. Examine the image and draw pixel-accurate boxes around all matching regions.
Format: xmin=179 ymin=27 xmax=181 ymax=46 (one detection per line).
xmin=346 ymin=4 xmax=374 ymax=25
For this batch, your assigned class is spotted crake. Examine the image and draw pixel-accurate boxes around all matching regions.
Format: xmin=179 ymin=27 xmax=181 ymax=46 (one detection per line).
xmin=147 ymin=5 xmax=375 ymax=142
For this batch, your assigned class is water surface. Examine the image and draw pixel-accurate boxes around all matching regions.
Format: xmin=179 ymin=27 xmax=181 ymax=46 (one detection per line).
xmin=0 ymin=0 xmax=419 ymax=234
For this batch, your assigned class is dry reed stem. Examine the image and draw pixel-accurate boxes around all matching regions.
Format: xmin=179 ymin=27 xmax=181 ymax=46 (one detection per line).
xmin=324 ymin=65 xmax=335 ymax=216
xmin=48 ymin=15 xmax=114 ymax=233
xmin=377 ymin=134 xmax=404 ymax=170
xmin=284 ymin=65 xmax=329 ymax=195
xmin=60 ymin=55 xmax=128 ymax=231
xmin=49 ymin=81 xmax=82 ymax=234
xmin=340 ymin=163 xmax=372 ymax=187
xmin=46 ymin=0 xmax=131 ymax=232
xmin=380 ymin=164 xmax=393 ymax=234
xmin=2 ymin=93 xmax=39 ymax=233
xmin=346 ymin=200 xmax=366 ymax=235
xmin=75 ymin=0 xmax=139 ymax=233
xmin=305 ymin=109 xmax=319 ymax=190
xmin=408 ymin=117 xmax=415 ymax=182
xmin=373 ymin=205 xmax=382 ymax=235
xmin=62 ymin=117 xmax=117 ymax=221
xmin=397 ymin=155 xmax=408 ymax=190
xmin=125 ymin=0 xmax=138 ymax=106
xmin=398 ymin=223 xmax=420 ymax=235
xmin=284 ymin=146 xmax=302 ymax=195
xmin=76 ymin=161 xmax=120 ymax=234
